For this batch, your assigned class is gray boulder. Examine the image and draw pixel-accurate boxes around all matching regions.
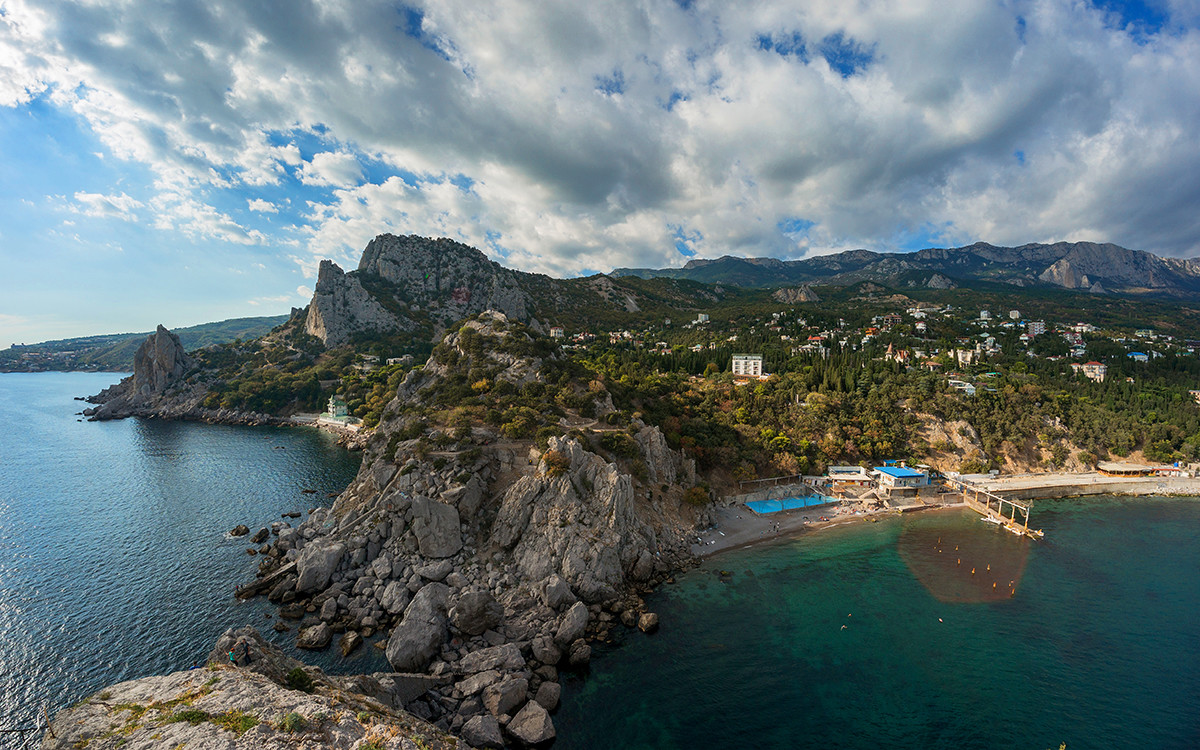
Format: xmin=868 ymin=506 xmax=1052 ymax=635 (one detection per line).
xmin=507 ymin=700 xmax=556 ymax=746
xmin=452 ymin=590 xmax=504 ymax=636
xmin=380 ymin=580 xmax=412 ymax=615
xmin=296 ymin=622 xmax=332 ymax=650
xmin=456 ymin=669 xmax=501 ymax=697
xmin=410 ymin=497 xmax=462 ymax=558
xmin=415 ymin=559 xmax=454 ymax=581
xmin=638 ymin=612 xmax=660 ymax=633
xmin=385 ymin=582 xmax=450 ymax=672
xmin=541 ymin=575 xmax=576 ymax=610
xmin=462 ymin=714 xmax=505 ymax=749
xmin=295 ymin=542 xmax=345 ymax=594
xmin=483 ymin=676 xmax=528 ymax=717
xmin=340 ymin=630 xmax=362 ymax=656
xmin=458 ymin=643 xmax=524 ymax=674
xmin=554 ymin=601 xmax=589 ymax=647
xmin=534 ymin=681 xmax=561 ymax=711
xmin=567 ymin=639 xmax=591 ymax=667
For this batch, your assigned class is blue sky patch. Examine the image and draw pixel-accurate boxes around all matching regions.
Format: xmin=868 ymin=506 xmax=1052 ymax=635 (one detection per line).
xmin=757 ymin=31 xmax=808 ymax=60
xmin=818 ymin=32 xmax=874 ymax=77
xmin=777 ymin=217 xmax=815 ymax=237
xmin=1092 ymin=0 xmax=1168 ymax=36
xmin=595 ymin=70 xmax=626 ymax=96
xmin=396 ymin=5 xmax=453 ymax=61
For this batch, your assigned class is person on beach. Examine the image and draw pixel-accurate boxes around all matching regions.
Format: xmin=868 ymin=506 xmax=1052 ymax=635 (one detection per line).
xmin=228 ymin=649 xmax=236 ymax=666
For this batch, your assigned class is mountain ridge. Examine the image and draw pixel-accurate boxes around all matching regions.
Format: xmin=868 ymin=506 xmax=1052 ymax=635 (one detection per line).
xmin=613 ymin=241 xmax=1200 ymax=296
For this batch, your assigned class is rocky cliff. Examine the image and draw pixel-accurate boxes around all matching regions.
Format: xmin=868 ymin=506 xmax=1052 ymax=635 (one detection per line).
xmin=84 ymin=325 xmax=206 ymax=420
xmin=42 ymin=626 xmax=465 ymax=750
xmin=236 ymin=311 xmax=704 ymax=744
xmin=303 ymin=235 xmax=544 ymax=347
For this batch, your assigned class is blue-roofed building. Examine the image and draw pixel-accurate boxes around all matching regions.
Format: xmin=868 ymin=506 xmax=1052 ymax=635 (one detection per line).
xmin=874 ymin=465 xmax=929 ymax=489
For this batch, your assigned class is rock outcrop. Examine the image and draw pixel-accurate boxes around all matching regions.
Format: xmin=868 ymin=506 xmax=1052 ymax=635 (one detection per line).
xmin=305 ymin=258 xmax=411 ymax=347
xmin=771 ymin=285 xmax=820 ymax=303
xmin=42 ymin=626 xmax=460 ymax=750
xmin=233 ymin=311 xmax=705 ymax=745
xmin=84 ymin=325 xmax=205 ymax=420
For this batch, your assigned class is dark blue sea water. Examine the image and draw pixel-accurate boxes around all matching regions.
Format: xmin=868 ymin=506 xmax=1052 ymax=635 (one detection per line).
xmin=0 ymin=373 xmax=372 ymax=736
xmin=5 ymin=374 xmax=1200 ymax=750
xmin=556 ymin=499 xmax=1200 ymax=750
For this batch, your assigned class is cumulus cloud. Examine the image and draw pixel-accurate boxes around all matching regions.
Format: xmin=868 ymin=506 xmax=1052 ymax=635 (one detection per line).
xmin=71 ymin=191 xmax=143 ymax=221
xmin=3 ymin=0 xmax=1200 ymax=280
xmin=247 ymin=198 xmax=278 ymax=213
xmin=298 ymin=151 xmax=364 ymax=188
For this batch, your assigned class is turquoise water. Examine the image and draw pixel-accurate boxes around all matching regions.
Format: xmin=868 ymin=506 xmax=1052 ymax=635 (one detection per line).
xmin=556 ymin=499 xmax=1200 ymax=749
xmin=0 ymin=373 xmax=371 ymax=734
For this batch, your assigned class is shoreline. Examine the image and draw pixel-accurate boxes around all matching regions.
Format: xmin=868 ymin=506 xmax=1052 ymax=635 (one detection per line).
xmin=694 ymin=472 xmax=1200 ymax=559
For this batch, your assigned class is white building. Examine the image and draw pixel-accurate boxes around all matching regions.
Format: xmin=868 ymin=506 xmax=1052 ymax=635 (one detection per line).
xmin=1009 ymin=310 xmax=1021 ymax=320
xmin=549 ymin=327 xmax=565 ymax=339
xmin=731 ymin=354 xmax=764 ymax=377
xmin=1028 ymin=320 xmax=1046 ymax=337
xmin=979 ymin=310 xmax=991 ymax=320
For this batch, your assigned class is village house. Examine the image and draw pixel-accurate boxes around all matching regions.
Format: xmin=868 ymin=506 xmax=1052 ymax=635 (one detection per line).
xmin=1071 ymin=361 xmax=1107 ymax=382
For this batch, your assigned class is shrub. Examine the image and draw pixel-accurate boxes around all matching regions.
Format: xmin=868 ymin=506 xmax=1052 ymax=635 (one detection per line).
xmin=684 ymin=486 xmax=709 ymax=506
xmin=285 ymin=667 xmax=314 ymax=694
xmin=166 ymin=708 xmax=209 ymax=725
xmin=599 ymin=431 xmax=638 ymax=458
xmin=211 ymin=710 xmax=259 ymax=735
xmin=543 ymin=450 xmax=571 ymax=477
xmin=278 ymin=712 xmax=307 ymax=733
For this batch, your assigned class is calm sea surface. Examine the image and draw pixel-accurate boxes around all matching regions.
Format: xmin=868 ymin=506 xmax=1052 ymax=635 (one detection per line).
xmin=4 ymin=374 xmax=1200 ymax=749
xmin=555 ymin=496 xmax=1200 ymax=750
xmin=0 ymin=372 xmax=371 ymax=737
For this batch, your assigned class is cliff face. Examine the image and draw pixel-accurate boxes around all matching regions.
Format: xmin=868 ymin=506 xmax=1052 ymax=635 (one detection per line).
xmin=85 ymin=325 xmax=206 ymax=420
xmin=305 ymin=259 xmax=411 ymax=347
xmin=239 ymin=312 xmax=703 ymax=742
xmin=303 ymin=235 xmax=540 ymax=347
xmin=42 ymin=626 xmax=461 ymax=750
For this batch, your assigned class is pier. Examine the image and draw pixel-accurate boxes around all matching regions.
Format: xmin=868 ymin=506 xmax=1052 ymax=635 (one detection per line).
xmin=943 ymin=476 xmax=1044 ymax=539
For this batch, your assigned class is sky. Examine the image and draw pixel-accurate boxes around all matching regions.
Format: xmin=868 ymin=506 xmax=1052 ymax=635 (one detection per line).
xmin=2 ymin=0 xmax=1200 ymax=346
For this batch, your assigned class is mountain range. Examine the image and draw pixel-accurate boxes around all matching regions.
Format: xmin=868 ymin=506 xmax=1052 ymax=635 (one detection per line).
xmin=613 ymin=241 xmax=1200 ymax=296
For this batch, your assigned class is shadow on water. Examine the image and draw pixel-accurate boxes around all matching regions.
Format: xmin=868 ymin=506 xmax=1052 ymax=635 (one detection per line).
xmin=896 ymin=512 xmax=1031 ymax=603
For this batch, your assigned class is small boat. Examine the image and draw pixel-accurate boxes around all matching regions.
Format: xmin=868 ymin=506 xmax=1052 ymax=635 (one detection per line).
xmin=981 ymin=516 xmax=1003 ymax=526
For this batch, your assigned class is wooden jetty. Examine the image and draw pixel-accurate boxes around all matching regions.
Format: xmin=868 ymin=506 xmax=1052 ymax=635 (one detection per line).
xmin=943 ymin=476 xmax=1044 ymax=539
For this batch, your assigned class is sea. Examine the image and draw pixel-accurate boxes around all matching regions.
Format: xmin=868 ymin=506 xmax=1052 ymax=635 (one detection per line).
xmin=2 ymin=373 xmax=1199 ymax=749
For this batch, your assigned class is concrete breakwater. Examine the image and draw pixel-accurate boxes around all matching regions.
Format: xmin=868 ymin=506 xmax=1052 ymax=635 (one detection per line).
xmin=967 ymin=474 xmax=1200 ymax=502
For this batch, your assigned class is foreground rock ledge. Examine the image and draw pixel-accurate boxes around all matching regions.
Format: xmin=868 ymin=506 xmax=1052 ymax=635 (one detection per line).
xmin=42 ymin=626 xmax=463 ymax=750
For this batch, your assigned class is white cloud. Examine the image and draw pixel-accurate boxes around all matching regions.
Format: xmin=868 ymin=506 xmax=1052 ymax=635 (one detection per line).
xmin=3 ymin=0 xmax=1200 ymax=277
xmin=71 ymin=191 xmax=144 ymax=221
xmin=298 ymin=151 xmax=364 ymax=188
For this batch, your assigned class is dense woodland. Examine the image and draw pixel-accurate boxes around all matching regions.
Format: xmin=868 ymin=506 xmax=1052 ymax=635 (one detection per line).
xmin=160 ymin=279 xmax=1200 ymax=480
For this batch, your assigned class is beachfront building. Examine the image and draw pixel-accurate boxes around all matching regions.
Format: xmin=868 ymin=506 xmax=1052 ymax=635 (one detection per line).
xmin=731 ymin=354 xmax=764 ymax=378
xmin=317 ymin=394 xmax=361 ymax=431
xmin=874 ymin=466 xmax=929 ymax=489
xmin=827 ymin=466 xmax=873 ymax=485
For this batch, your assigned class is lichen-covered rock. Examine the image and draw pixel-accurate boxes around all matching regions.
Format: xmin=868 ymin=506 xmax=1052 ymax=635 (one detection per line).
xmin=385 ymin=583 xmax=449 ymax=672
xmin=45 ymin=627 xmax=459 ymax=750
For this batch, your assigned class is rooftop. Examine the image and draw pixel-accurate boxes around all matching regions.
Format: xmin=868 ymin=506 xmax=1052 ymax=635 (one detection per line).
xmin=876 ymin=466 xmax=926 ymax=478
